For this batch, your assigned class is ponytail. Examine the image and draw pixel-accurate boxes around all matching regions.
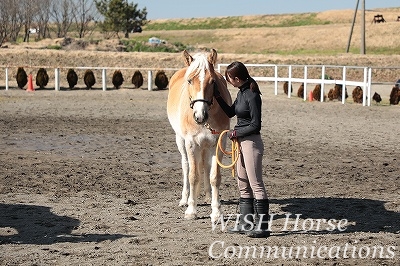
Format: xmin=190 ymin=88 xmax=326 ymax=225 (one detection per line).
xmin=249 ymin=77 xmax=261 ymax=95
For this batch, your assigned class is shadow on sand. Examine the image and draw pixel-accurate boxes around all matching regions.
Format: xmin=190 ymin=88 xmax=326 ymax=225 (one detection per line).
xmin=219 ymin=197 xmax=399 ymax=235
xmin=0 ymin=203 xmax=134 ymax=245
xmin=269 ymin=197 xmax=400 ymax=235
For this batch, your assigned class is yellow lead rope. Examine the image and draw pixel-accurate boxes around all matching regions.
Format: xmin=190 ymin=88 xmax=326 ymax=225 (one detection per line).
xmin=216 ymin=130 xmax=239 ymax=177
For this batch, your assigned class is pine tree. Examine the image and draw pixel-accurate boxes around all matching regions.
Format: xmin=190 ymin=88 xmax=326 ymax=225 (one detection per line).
xmin=95 ymin=0 xmax=147 ymax=38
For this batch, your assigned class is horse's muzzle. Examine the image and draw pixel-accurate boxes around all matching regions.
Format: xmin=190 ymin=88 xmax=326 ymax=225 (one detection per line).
xmin=193 ymin=111 xmax=209 ymax=125
xmin=190 ymin=98 xmax=212 ymax=125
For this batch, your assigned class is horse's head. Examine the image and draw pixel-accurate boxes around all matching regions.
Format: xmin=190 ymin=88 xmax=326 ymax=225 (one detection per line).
xmin=183 ymin=49 xmax=219 ymax=125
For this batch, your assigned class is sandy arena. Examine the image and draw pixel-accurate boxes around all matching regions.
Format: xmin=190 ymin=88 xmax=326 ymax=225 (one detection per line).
xmin=0 ymin=81 xmax=399 ymax=265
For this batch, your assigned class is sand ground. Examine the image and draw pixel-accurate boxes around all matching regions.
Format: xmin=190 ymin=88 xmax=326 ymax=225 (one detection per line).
xmin=0 ymin=83 xmax=399 ymax=265
xmin=1 ymin=8 xmax=399 ymax=264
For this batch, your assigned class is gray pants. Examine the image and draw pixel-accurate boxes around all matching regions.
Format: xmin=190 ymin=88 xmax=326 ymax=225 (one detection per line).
xmin=236 ymin=134 xmax=268 ymax=200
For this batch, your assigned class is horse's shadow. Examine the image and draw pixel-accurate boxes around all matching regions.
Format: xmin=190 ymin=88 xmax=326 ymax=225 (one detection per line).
xmin=269 ymin=197 xmax=400 ymax=234
xmin=0 ymin=203 xmax=134 ymax=245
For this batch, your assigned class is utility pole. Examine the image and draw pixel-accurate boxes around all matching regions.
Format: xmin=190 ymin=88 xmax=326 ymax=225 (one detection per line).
xmin=346 ymin=0 xmax=359 ymax=53
xmin=346 ymin=0 xmax=366 ymax=54
xmin=361 ymin=0 xmax=366 ymax=54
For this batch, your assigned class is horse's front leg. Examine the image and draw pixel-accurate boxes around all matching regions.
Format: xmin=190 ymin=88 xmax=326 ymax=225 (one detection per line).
xmin=201 ymin=149 xmax=212 ymax=204
xmin=184 ymin=147 xmax=200 ymax=220
xmin=176 ymin=135 xmax=189 ymax=206
xmin=209 ymin=153 xmax=222 ymax=223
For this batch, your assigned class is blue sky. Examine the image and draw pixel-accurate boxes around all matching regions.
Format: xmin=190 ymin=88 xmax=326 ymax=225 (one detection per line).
xmin=133 ymin=0 xmax=400 ymax=20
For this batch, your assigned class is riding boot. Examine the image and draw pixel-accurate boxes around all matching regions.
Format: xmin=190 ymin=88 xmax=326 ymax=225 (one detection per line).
xmin=227 ymin=198 xmax=254 ymax=234
xmin=246 ymin=199 xmax=270 ymax=238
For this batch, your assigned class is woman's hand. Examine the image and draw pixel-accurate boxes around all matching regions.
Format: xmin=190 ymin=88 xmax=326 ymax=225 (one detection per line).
xmin=228 ymin=130 xmax=237 ymax=140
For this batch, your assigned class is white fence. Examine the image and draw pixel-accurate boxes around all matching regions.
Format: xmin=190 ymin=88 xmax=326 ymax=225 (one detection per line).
xmin=217 ymin=64 xmax=372 ymax=106
xmin=3 ymin=64 xmax=398 ymax=107
xmin=2 ymin=66 xmax=179 ymax=92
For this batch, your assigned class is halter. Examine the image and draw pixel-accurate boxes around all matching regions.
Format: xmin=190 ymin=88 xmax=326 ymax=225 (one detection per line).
xmin=189 ymin=98 xmax=213 ymax=109
xmin=189 ymin=82 xmax=216 ymax=109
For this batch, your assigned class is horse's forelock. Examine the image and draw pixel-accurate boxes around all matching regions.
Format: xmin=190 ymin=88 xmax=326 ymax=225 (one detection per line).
xmin=184 ymin=53 xmax=211 ymax=82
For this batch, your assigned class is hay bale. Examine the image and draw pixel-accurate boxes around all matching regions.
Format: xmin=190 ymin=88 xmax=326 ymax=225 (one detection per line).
xmin=16 ymin=67 xmax=28 ymax=89
xmin=372 ymin=92 xmax=382 ymax=104
xmin=283 ymin=81 xmax=292 ymax=95
xmin=155 ymin=70 xmax=168 ymax=90
xmin=132 ymin=70 xmax=143 ymax=89
xmin=112 ymin=70 xmax=124 ymax=89
xmin=352 ymin=86 xmax=363 ymax=104
xmin=66 ymin=69 xmax=78 ymax=89
xmin=297 ymin=83 xmax=304 ymax=98
xmin=84 ymin=70 xmax=96 ymax=90
xmin=36 ymin=68 xmax=49 ymax=89
xmin=389 ymin=86 xmax=400 ymax=105
xmin=313 ymin=84 xmax=323 ymax=101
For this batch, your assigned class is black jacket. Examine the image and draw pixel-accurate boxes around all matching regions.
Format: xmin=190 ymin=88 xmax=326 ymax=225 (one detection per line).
xmin=216 ymin=81 xmax=262 ymax=137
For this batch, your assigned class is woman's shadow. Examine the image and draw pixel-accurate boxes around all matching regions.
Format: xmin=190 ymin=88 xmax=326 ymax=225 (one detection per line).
xmin=269 ymin=197 xmax=400 ymax=234
xmin=0 ymin=203 xmax=134 ymax=245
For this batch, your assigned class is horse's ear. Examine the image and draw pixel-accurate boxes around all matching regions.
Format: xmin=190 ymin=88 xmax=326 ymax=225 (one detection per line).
xmin=208 ymin=49 xmax=217 ymax=66
xmin=183 ymin=50 xmax=193 ymax=66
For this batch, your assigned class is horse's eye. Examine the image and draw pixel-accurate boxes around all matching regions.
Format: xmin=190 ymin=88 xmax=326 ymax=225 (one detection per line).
xmin=187 ymin=79 xmax=192 ymax=85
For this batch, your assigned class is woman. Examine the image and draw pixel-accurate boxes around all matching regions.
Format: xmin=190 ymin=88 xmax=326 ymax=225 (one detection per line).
xmin=214 ymin=61 xmax=270 ymax=238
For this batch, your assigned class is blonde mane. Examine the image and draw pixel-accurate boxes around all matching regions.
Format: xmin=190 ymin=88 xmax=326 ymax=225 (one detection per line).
xmin=184 ymin=52 xmax=210 ymax=82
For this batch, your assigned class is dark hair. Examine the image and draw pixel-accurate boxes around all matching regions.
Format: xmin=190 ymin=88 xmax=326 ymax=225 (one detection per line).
xmin=225 ymin=61 xmax=261 ymax=94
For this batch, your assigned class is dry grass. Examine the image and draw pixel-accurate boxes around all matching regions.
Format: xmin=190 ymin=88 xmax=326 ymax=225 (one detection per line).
xmin=144 ymin=8 xmax=400 ymax=54
xmin=0 ymin=9 xmax=399 ymax=85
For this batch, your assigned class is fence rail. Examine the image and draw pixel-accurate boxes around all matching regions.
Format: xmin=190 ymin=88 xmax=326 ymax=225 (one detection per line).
xmin=1 ymin=66 xmax=180 ymax=91
xmin=217 ymin=64 xmax=373 ymax=106
xmin=2 ymin=64 xmax=399 ymax=107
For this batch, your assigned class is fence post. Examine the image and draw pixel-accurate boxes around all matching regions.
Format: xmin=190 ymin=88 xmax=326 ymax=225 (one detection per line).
xmin=303 ymin=66 xmax=308 ymax=101
xmin=367 ymin=67 xmax=372 ymax=106
xmin=55 ymin=68 xmax=60 ymax=91
xmin=342 ymin=66 xmax=346 ymax=104
xmin=274 ymin=65 xmax=278 ymax=95
xmin=321 ymin=66 xmax=325 ymax=102
xmin=362 ymin=67 xmax=368 ymax=106
xmin=148 ymin=70 xmax=153 ymax=91
xmin=5 ymin=68 xmax=9 ymax=90
xmin=288 ymin=65 xmax=292 ymax=98
xmin=102 ymin=69 xmax=107 ymax=91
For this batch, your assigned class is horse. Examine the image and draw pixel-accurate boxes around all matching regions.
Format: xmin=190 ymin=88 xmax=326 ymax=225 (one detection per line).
xmin=167 ymin=49 xmax=232 ymax=223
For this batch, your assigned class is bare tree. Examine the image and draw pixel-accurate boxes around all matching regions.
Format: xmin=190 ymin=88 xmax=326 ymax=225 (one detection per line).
xmin=0 ymin=1 xmax=13 ymax=46
xmin=73 ymin=0 xmax=100 ymax=38
xmin=36 ymin=0 xmax=52 ymax=39
xmin=50 ymin=0 xmax=74 ymax=38
xmin=1 ymin=0 xmax=53 ymax=45
xmin=21 ymin=0 xmax=39 ymax=42
xmin=0 ymin=0 xmax=24 ymax=44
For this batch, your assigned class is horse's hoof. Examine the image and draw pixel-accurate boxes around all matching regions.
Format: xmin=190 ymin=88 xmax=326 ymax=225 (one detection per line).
xmin=179 ymin=200 xmax=187 ymax=206
xmin=210 ymin=211 xmax=222 ymax=224
xmin=184 ymin=213 xmax=197 ymax=220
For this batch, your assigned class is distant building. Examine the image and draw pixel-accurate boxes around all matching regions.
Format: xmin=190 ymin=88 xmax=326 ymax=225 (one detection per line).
xmin=28 ymin=28 xmax=39 ymax=34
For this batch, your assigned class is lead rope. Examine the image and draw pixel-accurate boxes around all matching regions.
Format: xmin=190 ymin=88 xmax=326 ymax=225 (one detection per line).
xmin=204 ymin=124 xmax=239 ymax=178
xmin=216 ymin=130 xmax=239 ymax=178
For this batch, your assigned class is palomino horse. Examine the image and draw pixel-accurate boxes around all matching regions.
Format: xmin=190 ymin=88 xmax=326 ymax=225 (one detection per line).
xmin=167 ymin=49 xmax=232 ymax=222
